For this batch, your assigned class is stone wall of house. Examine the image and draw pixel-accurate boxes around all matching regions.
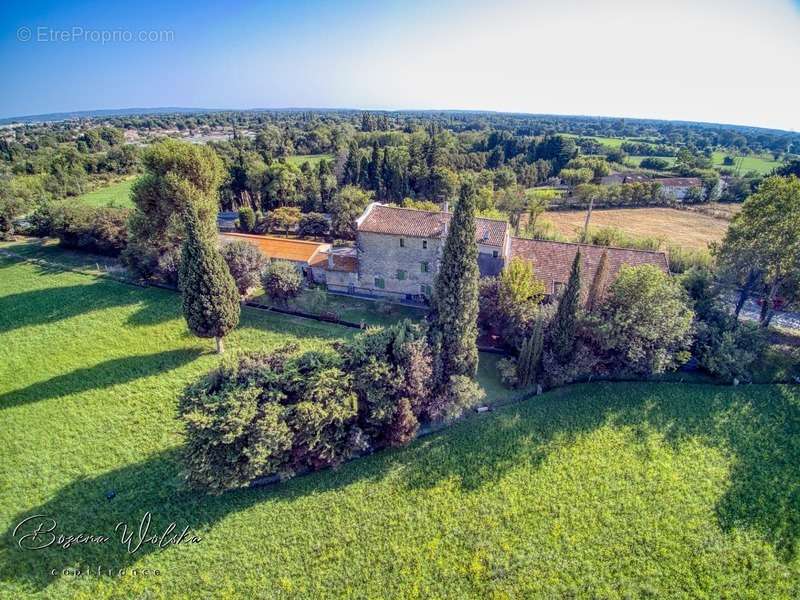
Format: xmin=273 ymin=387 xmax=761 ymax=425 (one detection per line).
xmin=357 ymin=231 xmax=441 ymax=298
xmin=326 ymin=269 xmax=358 ymax=292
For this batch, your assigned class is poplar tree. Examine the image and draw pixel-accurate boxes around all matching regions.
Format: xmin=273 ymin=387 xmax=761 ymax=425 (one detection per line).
xmin=550 ymin=249 xmax=582 ymax=363
xmin=429 ymin=181 xmax=480 ymax=388
xmin=179 ymin=206 xmax=241 ymax=354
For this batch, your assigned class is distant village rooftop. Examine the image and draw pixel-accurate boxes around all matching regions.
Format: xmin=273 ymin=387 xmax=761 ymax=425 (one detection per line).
xmin=356 ymin=203 xmax=508 ymax=247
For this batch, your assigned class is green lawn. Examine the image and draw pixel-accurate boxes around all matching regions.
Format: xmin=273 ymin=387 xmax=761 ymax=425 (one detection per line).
xmin=76 ymin=178 xmax=138 ymax=208
xmin=1 ymin=253 xmax=799 ymax=598
xmin=285 ymin=154 xmax=334 ymax=168
xmin=710 ymin=151 xmax=783 ymax=175
xmin=250 ymin=287 xmax=428 ymax=327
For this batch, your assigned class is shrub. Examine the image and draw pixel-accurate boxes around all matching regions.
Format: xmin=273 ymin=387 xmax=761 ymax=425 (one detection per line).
xmin=668 ymin=245 xmax=713 ymax=274
xmin=430 ymin=375 xmax=485 ymax=423
xmin=157 ymin=246 xmax=182 ymax=286
xmin=237 ymin=206 xmax=256 ymax=233
xmin=261 ymin=260 xmax=303 ymax=304
xmin=496 ymin=357 xmax=519 ymax=388
xmin=221 ymin=240 xmax=268 ymax=297
xmin=180 ymin=347 xmax=364 ymax=492
xmin=181 ymin=321 xmax=441 ymax=491
xmin=30 ymin=201 xmax=130 ymax=256
xmin=694 ymin=320 xmax=767 ymax=382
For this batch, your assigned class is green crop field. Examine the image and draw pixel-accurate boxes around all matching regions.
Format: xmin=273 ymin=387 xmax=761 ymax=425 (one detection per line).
xmin=76 ymin=178 xmax=138 ymax=208
xmin=285 ymin=154 xmax=334 ymax=168
xmin=1 ymin=249 xmax=799 ymax=598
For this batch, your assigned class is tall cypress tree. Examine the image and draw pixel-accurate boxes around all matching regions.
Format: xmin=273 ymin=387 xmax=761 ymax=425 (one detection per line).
xmin=429 ymin=181 xmax=480 ymax=389
xmin=179 ymin=206 xmax=241 ymax=354
xmin=586 ymin=249 xmax=609 ymax=311
xmin=550 ymin=249 xmax=582 ymax=363
xmin=367 ymin=143 xmax=380 ymax=191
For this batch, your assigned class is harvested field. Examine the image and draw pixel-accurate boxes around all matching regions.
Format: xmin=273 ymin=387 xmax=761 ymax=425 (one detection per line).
xmin=542 ymin=207 xmax=730 ymax=249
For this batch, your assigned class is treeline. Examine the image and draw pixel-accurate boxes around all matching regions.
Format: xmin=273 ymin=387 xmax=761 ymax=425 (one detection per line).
xmin=90 ymin=109 xmax=800 ymax=156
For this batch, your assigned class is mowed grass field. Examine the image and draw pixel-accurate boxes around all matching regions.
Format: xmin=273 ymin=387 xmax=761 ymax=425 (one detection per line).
xmin=543 ymin=207 xmax=730 ymax=249
xmin=76 ymin=177 xmax=137 ymax=208
xmin=1 ymin=251 xmax=799 ymax=598
xmin=710 ymin=151 xmax=783 ymax=175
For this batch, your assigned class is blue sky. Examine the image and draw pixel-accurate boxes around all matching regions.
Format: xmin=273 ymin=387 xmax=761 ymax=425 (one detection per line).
xmin=2 ymin=0 xmax=799 ymax=130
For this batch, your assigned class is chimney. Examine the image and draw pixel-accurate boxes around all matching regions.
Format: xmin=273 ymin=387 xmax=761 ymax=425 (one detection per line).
xmin=442 ymin=201 xmax=449 ymax=213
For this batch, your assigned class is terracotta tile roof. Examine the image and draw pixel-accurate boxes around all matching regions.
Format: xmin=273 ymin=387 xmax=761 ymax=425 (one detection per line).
xmin=510 ymin=237 xmax=669 ymax=295
xmin=220 ymin=233 xmax=330 ymax=266
xmin=357 ymin=204 xmax=508 ymax=247
xmin=655 ymin=177 xmax=702 ymax=187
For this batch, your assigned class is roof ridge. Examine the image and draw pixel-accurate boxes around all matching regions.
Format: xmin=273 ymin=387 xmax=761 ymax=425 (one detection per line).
xmin=374 ymin=203 xmax=510 ymax=224
xmin=510 ymin=236 xmax=667 ymax=257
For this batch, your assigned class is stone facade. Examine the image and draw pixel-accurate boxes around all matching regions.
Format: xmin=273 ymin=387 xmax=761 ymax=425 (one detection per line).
xmin=357 ymin=231 xmax=441 ymax=300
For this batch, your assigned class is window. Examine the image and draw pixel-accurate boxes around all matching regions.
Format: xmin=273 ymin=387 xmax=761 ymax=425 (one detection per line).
xmin=399 ymin=238 xmax=405 ymax=247
xmin=420 ymin=261 xmax=429 ymax=273
xmin=492 ymin=250 xmax=499 ymax=258
xmin=374 ymin=277 xmax=385 ymax=289
xmin=397 ymin=269 xmax=406 ymax=281
xmin=421 ymin=284 xmax=432 ymax=296
xmin=422 ymin=240 xmax=428 ymax=249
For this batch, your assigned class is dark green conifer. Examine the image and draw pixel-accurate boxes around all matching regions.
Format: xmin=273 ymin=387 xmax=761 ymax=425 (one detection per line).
xmin=179 ymin=207 xmax=241 ymax=353
xmin=550 ymin=249 xmax=582 ymax=363
xmin=429 ymin=181 xmax=480 ymax=389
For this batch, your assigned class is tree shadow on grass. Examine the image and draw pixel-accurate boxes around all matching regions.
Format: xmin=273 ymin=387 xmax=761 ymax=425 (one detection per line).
xmin=398 ymin=382 xmax=800 ymax=562
xmin=0 ymin=349 xmax=204 ymax=411
xmin=0 ymin=442 xmax=397 ymax=592
xmin=0 ymin=280 xmax=175 ymax=335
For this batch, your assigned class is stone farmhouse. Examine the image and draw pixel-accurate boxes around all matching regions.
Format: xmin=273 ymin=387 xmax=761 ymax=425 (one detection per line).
xmin=324 ymin=203 xmax=669 ymax=302
xmin=222 ymin=202 xmax=670 ymax=303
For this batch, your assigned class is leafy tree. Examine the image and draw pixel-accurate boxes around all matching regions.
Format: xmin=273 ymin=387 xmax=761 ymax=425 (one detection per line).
xmin=179 ymin=207 xmax=241 ymax=353
xmin=329 ymin=185 xmax=371 ymax=239
xmin=261 ymin=162 xmax=303 ymax=208
xmin=715 ymin=176 xmax=800 ymax=326
xmin=261 ymin=260 xmax=303 ymax=305
xmin=560 ymin=167 xmax=594 ymax=188
xmin=595 ymin=264 xmax=694 ymax=375
xmin=498 ymin=257 xmax=546 ymax=309
xmin=429 ymin=182 xmax=480 ymax=390
xmin=640 ymin=157 xmax=669 ymax=171
xmin=549 ymin=250 xmax=582 ymax=363
xmin=267 ymin=206 xmax=301 ymax=236
xmin=123 ymin=138 xmax=223 ymax=278
xmin=298 ymin=212 xmax=329 ymax=238
xmin=221 ymin=240 xmax=268 ymax=297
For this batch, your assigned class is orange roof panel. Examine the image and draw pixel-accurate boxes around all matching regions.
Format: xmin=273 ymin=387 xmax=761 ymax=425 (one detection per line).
xmin=220 ymin=233 xmax=330 ymax=265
